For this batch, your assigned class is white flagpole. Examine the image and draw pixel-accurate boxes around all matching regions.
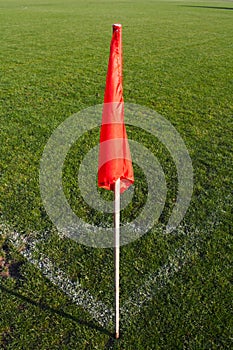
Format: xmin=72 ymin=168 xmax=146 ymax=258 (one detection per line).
xmin=114 ymin=177 xmax=121 ymax=339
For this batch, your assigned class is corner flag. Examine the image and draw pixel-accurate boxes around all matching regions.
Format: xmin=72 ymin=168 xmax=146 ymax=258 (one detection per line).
xmin=97 ymin=24 xmax=134 ymax=339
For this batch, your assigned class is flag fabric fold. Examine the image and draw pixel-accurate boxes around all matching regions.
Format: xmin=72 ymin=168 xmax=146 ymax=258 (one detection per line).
xmin=98 ymin=24 xmax=134 ymax=193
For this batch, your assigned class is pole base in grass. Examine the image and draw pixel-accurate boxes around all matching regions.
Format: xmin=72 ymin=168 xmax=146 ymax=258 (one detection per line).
xmin=115 ymin=332 xmax=120 ymax=339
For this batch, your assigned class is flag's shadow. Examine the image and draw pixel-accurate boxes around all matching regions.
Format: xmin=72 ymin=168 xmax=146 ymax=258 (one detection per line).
xmin=104 ymin=334 xmax=123 ymax=349
xmin=0 ymin=284 xmax=111 ymax=336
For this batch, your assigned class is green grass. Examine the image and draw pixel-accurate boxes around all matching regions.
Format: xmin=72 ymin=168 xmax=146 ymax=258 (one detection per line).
xmin=1 ymin=0 xmax=233 ymax=349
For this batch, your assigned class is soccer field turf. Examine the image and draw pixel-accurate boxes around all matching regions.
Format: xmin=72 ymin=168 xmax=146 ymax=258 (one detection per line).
xmin=0 ymin=0 xmax=232 ymax=349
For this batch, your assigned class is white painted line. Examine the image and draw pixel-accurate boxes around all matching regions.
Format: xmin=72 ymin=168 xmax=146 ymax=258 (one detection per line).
xmin=1 ymin=224 xmax=113 ymax=328
xmin=121 ymin=231 xmax=200 ymax=324
xmin=1 ymin=222 xmax=200 ymax=330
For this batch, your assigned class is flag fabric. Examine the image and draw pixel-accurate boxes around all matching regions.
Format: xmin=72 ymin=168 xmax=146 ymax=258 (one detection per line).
xmin=98 ymin=24 xmax=134 ymax=193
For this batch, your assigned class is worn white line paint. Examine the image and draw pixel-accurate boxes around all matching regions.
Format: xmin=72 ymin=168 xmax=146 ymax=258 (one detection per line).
xmin=1 ymin=223 xmax=200 ymax=329
xmin=121 ymin=233 xmax=200 ymax=324
xmin=1 ymin=224 xmax=113 ymax=328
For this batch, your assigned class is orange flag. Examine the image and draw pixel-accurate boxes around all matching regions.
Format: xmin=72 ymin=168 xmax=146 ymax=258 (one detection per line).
xmin=98 ymin=24 xmax=134 ymax=193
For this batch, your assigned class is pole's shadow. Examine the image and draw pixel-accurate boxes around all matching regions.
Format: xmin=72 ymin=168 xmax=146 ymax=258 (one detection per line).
xmin=181 ymin=5 xmax=233 ymax=11
xmin=0 ymin=284 xmax=111 ymax=336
